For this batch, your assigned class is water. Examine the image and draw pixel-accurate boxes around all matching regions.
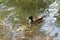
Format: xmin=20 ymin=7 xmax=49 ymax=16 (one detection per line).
xmin=0 ymin=0 xmax=60 ymax=40
xmin=2 ymin=12 xmax=26 ymax=40
xmin=0 ymin=3 xmax=26 ymax=40
xmin=40 ymin=1 xmax=60 ymax=40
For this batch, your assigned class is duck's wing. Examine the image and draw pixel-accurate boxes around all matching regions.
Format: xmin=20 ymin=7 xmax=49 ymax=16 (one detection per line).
xmin=32 ymin=18 xmax=42 ymax=23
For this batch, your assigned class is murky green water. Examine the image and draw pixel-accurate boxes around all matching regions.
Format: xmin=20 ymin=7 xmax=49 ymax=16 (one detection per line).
xmin=0 ymin=0 xmax=60 ymax=40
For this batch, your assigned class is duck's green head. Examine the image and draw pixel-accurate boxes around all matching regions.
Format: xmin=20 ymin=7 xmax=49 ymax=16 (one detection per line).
xmin=29 ymin=16 xmax=33 ymax=22
xmin=29 ymin=16 xmax=33 ymax=19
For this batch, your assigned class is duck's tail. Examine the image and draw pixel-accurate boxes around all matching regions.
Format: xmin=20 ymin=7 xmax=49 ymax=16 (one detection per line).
xmin=42 ymin=15 xmax=46 ymax=18
xmin=38 ymin=15 xmax=46 ymax=21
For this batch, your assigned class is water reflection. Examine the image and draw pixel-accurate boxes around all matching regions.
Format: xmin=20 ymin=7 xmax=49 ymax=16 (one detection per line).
xmin=0 ymin=0 xmax=60 ymax=40
xmin=40 ymin=1 xmax=60 ymax=40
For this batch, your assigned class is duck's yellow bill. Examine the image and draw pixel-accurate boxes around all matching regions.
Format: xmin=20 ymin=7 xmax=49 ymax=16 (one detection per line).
xmin=26 ymin=17 xmax=29 ymax=20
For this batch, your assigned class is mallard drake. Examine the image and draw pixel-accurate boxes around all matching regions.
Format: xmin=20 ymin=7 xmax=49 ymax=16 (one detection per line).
xmin=29 ymin=16 xmax=45 ymax=24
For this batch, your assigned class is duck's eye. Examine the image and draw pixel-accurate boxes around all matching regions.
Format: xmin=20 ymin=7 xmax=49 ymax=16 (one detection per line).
xmin=29 ymin=16 xmax=33 ymax=20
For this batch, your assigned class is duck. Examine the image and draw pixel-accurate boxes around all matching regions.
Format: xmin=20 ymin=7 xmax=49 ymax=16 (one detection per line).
xmin=28 ymin=15 xmax=45 ymax=24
